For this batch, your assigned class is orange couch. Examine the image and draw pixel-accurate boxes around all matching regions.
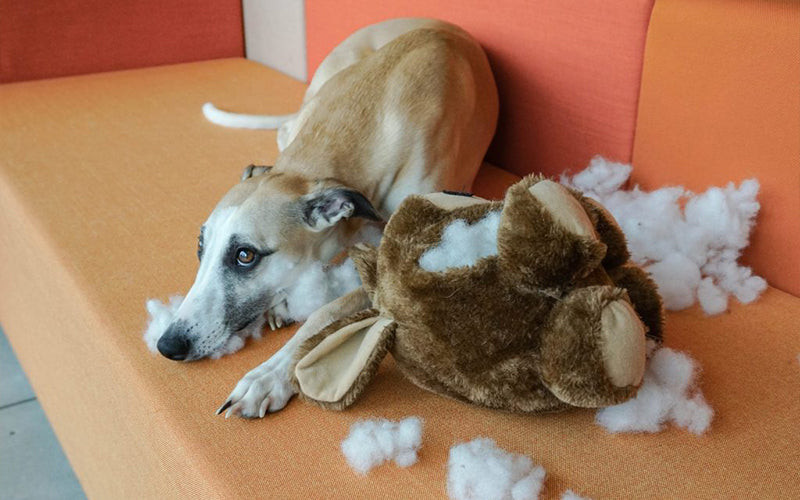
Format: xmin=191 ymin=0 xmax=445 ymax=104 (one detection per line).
xmin=0 ymin=1 xmax=797 ymax=499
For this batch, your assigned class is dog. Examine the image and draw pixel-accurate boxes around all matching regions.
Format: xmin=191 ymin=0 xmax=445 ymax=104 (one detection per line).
xmin=156 ymin=18 xmax=498 ymax=418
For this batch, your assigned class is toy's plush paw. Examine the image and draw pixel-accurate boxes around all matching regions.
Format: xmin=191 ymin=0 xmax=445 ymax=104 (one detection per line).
xmin=217 ymin=353 xmax=296 ymax=419
xmin=498 ymin=178 xmax=607 ymax=287
xmin=527 ymin=180 xmax=598 ymax=240
xmin=540 ymin=286 xmax=646 ymax=408
xmin=598 ymin=299 xmax=647 ymax=388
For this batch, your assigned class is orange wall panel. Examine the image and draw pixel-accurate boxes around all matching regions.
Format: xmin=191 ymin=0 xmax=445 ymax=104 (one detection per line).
xmin=0 ymin=0 xmax=244 ymax=83
xmin=632 ymin=0 xmax=800 ymax=295
xmin=306 ymin=1 xmax=654 ymax=179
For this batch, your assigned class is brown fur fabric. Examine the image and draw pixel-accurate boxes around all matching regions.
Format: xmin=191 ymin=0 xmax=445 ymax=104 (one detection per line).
xmin=578 ymin=196 xmax=632 ymax=269
xmin=350 ymin=244 xmax=379 ymax=299
xmin=539 ymin=286 xmax=639 ymax=408
xmin=608 ymin=264 xmax=665 ymax=343
xmin=294 ymin=176 xmax=664 ymax=413
xmin=498 ymin=176 xmax=607 ymax=288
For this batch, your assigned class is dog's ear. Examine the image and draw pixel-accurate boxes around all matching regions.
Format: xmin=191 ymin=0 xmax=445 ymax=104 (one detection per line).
xmin=300 ymin=187 xmax=383 ymax=232
xmin=240 ymin=164 xmax=272 ymax=182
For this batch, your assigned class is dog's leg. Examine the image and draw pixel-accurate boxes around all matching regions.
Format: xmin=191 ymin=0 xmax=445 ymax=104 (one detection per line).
xmin=217 ymin=287 xmax=371 ymax=418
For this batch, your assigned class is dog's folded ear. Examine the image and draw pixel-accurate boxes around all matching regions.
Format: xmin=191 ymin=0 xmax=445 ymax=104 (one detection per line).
xmin=291 ymin=309 xmax=396 ymax=410
xmin=240 ymin=164 xmax=273 ymax=182
xmin=300 ymin=187 xmax=383 ymax=231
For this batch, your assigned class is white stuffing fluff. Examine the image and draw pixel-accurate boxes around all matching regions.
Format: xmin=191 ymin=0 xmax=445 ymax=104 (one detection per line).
xmin=284 ymin=258 xmax=362 ymax=320
xmin=419 ymin=211 xmax=502 ymax=271
xmin=143 ymin=295 xmax=184 ymax=353
xmin=595 ymin=347 xmax=714 ymax=435
xmin=561 ymin=491 xmax=592 ymax=500
xmin=340 ymin=417 xmax=424 ymax=475
xmin=561 ymin=156 xmax=766 ymax=314
xmin=447 ymin=438 xmax=546 ymax=500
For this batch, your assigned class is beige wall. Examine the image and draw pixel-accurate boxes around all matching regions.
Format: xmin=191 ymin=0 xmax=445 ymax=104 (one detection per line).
xmin=243 ymin=0 xmax=307 ymax=81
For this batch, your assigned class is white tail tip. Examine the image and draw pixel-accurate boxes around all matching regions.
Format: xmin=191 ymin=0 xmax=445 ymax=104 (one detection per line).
xmin=202 ymin=102 xmax=294 ymax=130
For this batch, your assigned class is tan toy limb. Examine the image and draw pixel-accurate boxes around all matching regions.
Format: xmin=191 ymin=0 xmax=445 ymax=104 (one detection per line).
xmin=497 ymin=178 xmax=607 ymax=289
xmin=538 ymin=286 xmax=646 ymax=408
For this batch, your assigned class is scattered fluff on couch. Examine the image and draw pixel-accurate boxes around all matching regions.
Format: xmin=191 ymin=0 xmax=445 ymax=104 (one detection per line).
xmin=291 ymin=177 xmax=664 ymax=413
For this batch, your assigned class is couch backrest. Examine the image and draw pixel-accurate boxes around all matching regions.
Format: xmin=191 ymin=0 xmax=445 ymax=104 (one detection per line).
xmin=631 ymin=0 xmax=799 ymax=295
xmin=306 ymin=0 xmax=655 ymax=179
xmin=0 ymin=0 xmax=244 ymax=83
xmin=306 ymin=0 xmax=799 ymax=296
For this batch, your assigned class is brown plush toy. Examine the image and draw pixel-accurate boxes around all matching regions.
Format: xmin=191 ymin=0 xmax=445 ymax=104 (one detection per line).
xmin=291 ymin=176 xmax=664 ymax=413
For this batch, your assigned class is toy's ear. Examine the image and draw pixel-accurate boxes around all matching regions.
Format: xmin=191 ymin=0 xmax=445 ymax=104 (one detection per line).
xmin=291 ymin=310 xmax=395 ymax=410
xmin=349 ymin=243 xmax=379 ymax=295
xmin=300 ymin=187 xmax=383 ymax=232
xmin=240 ymin=164 xmax=272 ymax=181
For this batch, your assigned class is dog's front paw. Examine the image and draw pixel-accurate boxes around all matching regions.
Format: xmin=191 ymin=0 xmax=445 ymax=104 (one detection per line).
xmin=266 ymin=298 xmax=294 ymax=331
xmin=217 ymin=358 xmax=296 ymax=419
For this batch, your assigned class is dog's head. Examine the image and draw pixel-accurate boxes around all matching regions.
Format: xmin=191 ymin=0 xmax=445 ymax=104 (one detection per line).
xmin=156 ymin=165 xmax=381 ymax=361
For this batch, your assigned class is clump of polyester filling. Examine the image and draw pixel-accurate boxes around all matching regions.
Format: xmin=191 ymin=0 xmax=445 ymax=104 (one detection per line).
xmin=447 ymin=437 xmax=547 ymax=500
xmin=340 ymin=417 xmax=424 ymax=475
xmin=561 ymin=156 xmax=765 ymax=314
xmin=596 ymin=347 xmax=714 ymax=435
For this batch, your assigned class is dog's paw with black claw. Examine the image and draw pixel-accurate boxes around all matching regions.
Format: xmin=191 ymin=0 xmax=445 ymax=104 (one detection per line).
xmin=217 ymin=353 xmax=296 ymax=419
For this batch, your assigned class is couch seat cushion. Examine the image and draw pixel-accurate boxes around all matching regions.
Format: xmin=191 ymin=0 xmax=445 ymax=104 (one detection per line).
xmin=1 ymin=59 xmax=798 ymax=499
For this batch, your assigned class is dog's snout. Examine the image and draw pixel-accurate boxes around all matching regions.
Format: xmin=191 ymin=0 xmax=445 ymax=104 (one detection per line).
xmin=157 ymin=326 xmax=192 ymax=361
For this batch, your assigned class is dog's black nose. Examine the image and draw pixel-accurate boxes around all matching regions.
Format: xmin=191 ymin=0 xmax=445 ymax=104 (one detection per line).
xmin=157 ymin=332 xmax=191 ymax=361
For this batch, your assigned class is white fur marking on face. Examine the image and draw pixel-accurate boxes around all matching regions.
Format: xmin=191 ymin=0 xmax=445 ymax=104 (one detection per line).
xmin=561 ymin=156 xmax=765 ymax=315
xmin=447 ymin=437 xmax=546 ymax=500
xmin=419 ymin=211 xmax=501 ymax=272
xmin=341 ymin=417 xmax=423 ymax=475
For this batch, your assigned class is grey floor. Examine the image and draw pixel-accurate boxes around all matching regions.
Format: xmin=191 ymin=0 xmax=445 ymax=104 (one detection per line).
xmin=0 ymin=327 xmax=86 ymax=500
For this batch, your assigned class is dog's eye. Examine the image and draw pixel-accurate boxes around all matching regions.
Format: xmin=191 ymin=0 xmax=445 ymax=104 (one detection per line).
xmin=236 ymin=248 xmax=256 ymax=266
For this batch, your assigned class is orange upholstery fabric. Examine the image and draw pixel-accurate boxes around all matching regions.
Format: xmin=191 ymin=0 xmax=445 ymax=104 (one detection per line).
xmin=1 ymin=60 xmax=798 ymax=499
xmin=306 ymin=0 xmax=655 ymax=179
xmin=631 ymin=0 xmax=800 ymax=296
xmin=0 ymin=0 xmax=244 ymax=83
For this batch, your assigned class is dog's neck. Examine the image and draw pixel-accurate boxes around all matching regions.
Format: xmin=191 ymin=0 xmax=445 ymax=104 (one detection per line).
xmin=313 ymin=220 xmax=364 ymax=261
xmin=275 ymin=143 xmax=389 ymax=214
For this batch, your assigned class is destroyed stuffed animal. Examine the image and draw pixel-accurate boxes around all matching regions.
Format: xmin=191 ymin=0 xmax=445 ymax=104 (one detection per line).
xmin=291 ymin=177 xmax=664 ymax=413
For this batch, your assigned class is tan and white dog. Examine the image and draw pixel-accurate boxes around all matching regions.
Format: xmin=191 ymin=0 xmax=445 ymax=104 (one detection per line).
xmin=156 ymin=18 xmax=498 ymax=418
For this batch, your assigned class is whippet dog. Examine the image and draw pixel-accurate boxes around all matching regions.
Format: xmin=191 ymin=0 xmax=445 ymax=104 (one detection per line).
xmin=157 ymin=18 xmax=498 ymax=418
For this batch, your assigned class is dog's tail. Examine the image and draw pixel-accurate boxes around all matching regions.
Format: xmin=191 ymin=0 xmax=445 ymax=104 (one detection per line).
xmin=202 ymin=102 xmax=295 ymax=129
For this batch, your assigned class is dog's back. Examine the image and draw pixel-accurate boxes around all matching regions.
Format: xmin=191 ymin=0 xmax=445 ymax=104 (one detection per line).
xmin=278 ymin=19 xmax=499 ymax=214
